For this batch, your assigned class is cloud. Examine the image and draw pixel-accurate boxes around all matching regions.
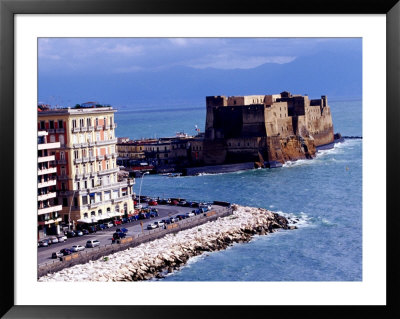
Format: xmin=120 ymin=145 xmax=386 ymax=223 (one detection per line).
xmin=188 ymin=54 xmax=296 ymax=69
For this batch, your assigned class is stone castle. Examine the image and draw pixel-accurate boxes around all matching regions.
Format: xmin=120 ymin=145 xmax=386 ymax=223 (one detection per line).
xmin=203 ymin=91 xmax=334 ymax=166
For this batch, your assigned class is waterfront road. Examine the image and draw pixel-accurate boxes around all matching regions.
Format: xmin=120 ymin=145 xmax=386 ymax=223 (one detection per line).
xmin=37 ymin=205 xmax=213 ymax=266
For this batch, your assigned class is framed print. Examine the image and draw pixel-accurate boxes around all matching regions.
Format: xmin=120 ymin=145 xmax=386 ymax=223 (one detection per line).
xmin=1 ymin=0 xmax=399 ymax=318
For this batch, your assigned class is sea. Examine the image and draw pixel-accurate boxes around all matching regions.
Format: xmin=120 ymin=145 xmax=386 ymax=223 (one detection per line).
xmin=114 ymin=99 xmax=362 ymax=281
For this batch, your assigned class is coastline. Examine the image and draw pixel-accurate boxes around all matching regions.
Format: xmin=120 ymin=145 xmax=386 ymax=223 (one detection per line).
xmin=38 ymin=205 xmax=296 ymax=282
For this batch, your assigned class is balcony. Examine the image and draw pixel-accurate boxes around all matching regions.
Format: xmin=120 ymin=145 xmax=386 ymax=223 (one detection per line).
xmin=38 ymin=205 xmax=62 ymax=216
xmin=58 ymin=190 xmax=70 ymax=196
xmin=105 ymin=154 xmax=112 ymax=160
xmin=57 ymin=159 xmax=67 ymax=165
xmin=57 ymin=175 xmax=68 ymax=181
xmin=84 ymin=172 xmax=91 ymax=179
xmin=38 ymin=192 xmax=57 ymax=201
xmin=38 ymin=178 xmax=57 ymax=188
xmin=56 ymin=128 xmax=65 ymax=133
xmin=95 ymin=138 xmax=118 ymax=146
xmin=89 ymin=202 xmax=100 ymax=209
xmin=81 ymin=142 xmax=88 ymax=148
xmin=88 ymin=141 xmax=96 ymax=147
xmin=38 ymin=167 xmax=57 ymax=175
xmin=97 ymin=155 xmax=104 ymax=161
xmin=82 ymin=157 xmax=89 ymax=163
xmin=74 ymin=158 xmax=82 ymax=164
xmin=73 ymin=143 xmax=82 ymax=148
xmin=97 ymin=167 xmax=119 ymax=176
xmin=75 ymin=174 xmax=83 ymax=180
xmin=80 ymin=127 xmax=88 ymax=132
xmin=38 ymin=142 xmax=60 ymax=151
xmin=89 ymin=156 xmax=96 ymax=162
xmin=95 ymin=125 xmax=103 ymax=131
xmin=111 ymin=123 xmax=117 ymax=129
xmin=88 ymin=126 xmax=94 ymax=131
xmin=112 ymin=195 xmax=130 ymax=204
xmin=47 ymin=129 xmax=55 ymax=134
xmin=104 ymin=125 xmax=110 ymax=130
xmin=71 ymin=127 xmax=80 ymax=133
xmin=111 ymin=153 xmax=118 ymax=158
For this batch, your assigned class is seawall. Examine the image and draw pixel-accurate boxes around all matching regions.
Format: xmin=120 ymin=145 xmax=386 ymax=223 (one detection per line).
xmin=38 ymin=205 xmax=295 ymax=282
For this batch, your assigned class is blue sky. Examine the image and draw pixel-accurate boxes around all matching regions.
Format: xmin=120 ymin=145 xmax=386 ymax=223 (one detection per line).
xmin=38 ymin=38 xmax=362 ymax=107
xmin=39 ymin=38 xmax=361 ymax=73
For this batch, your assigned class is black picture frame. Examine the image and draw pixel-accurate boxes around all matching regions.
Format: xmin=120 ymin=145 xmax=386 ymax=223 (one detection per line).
xmin=1 ymin=0 xmax=399 ymax=318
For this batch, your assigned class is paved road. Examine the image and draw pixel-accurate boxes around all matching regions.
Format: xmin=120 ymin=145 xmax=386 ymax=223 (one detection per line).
xmin=37 ymin=204 xmax=201 ymax=265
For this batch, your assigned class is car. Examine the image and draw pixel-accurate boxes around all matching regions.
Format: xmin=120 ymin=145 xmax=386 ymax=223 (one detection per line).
xmin=148 ymin=199 xmax=158 ymax=206
xmin=199 ymin=203 xmax=212 ymax=211
xmin=112 ymin=220 xmax=121 ymax=226
xmin=175 ymin=214 xmax=186 ymax=220
xmin=82 ymin=229 xmax=90 ymax=235
xmin=38 ymin=240 xmax=49 ymax=247
xmin=134 ymin=204 xmax=143 ymax=209
xmin=60 ymin=248 xmax=72 ymax=256
xmin=192 ymin=209 xmax=202 ymax=215
xmin=161 ymin=219 xmax=172 ymax=225
xmin=75 ymin=230 xmax=83 ymax=236
xmin=112 ymin=232 xmax=127 ymax=239
xmin=98 ymin=224 xmax=107 ymax=230
xmin=171 ymin=199 xmax=179 ymax=205
xmin=88 ymin=226 xmax=96 ymax=233
xmin=119 ymin=228 xmax=128 ymax=233
xmin=149 ymin=211 xmax=158 ymax=218
xmin=178 ymin=200 xmax=187 ymax=206
xmin=49 ymin=237 xmax=59 ymax=244
xmin=122 ymin=218 xmax=128 ymax=224
xmin=66 ymin=231 xmax=76 ymax=238
xmin=154 ymin=221 xmax=165 ymax=228
xmin=169 ymin=217 xmax=178 ymax=223
xmin=107 ymin=222 xmax=114 ymax=228
xmin=71 ymin=245 xmax=85 ymax=252
xmin=57 ymin=235 xmax=65 ymax=243
xmin=185 ymin=211 xmax=195 ymax=218
xmin=51 ymin=251 xmax=63 ymax=259
xmin=147 ymin=223 xmax=158 ymax=230
xmin=86 ymin=240 xmax=100 ymax=248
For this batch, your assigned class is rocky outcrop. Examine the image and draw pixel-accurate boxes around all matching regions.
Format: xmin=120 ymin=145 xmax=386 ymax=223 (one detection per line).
xmin=38 ymin=205 xmax=295 ymax=282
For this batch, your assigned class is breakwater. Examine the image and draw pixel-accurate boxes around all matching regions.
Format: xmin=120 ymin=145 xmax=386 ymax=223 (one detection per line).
xmin=38 ymin=205 xmax=295 ymax=282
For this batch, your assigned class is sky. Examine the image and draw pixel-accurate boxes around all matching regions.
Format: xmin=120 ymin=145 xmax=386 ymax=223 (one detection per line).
xmin=38 ymin=38 xmax=362 ymax=107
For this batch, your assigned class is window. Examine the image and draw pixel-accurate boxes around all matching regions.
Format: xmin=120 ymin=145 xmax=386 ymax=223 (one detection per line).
xmin=96 ymin=132 xmax=100 ymax=141
xmin=80 ymin=134 xmax=84 ymax=143
xmin=80 ymin=118 xmax=84 ymax=127
xmin=84 ymin=181 xmax=88 ymax=189
xmin=104 ymin=191 xmax=111 ymax=201
xmin=74 ymin=197 xmax=78 ymax=207
xmin=98 ymin=209 xmax=102 ymax=216
xmin=61 ymin=166 xmax=66 ymax=175
xmin=91 ymin=179 xmax=95 ymax=188
xmin=106 ymin=161 xmax=109 ymax=170
xmin=58 ymin=120 xmax=63 ymax=129
xmin=74 ymin=150 xmax=79 ymax=159
xmin=103 ymin=117 xmax=107 ymax=126
xmin=62 ymin=198 xmax=68 ymax=207
xmin=98 ymin=162 xmax=101 ymax=171
xmin=91 ymin=211 xmax=95 ymax=217
xmin=59 ymin=135 xmax=65 ymax=145
xmin=49 ymin=120 xmax=54 ymax=129
xmin=72 ymin=119 xmax=77 ymax=128
xmin=115 ymin=205 xmax=119 ymax=212
xmin=49 ymin=135 xmax=55 ymax=143
xmin=40 ymin=121 xmax=45 ymax=129
xmin=84 ymin=212 xmax=88 ymax=218
xmin=95 ymin=118 xmax=98 ymax=126
xmin=104 ymin=131 xmax=108 ymax=140
xmin=77 ymin=182 xmax=80 ymax=190
xmin=73 ymin=135 xmax=77 ymax=144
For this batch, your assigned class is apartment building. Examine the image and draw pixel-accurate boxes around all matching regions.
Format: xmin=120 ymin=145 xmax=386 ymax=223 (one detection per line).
xmin=38 ymin=131 xmax=62 ymax=239
xmin=38 ymin=105 xmax=134 ymax=229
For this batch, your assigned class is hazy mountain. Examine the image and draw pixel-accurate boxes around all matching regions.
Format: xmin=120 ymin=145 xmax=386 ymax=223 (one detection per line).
xmin=38 ymin=50 xmax=362 ymax=109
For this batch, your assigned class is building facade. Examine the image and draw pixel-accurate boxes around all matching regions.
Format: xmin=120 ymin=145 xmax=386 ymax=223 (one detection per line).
xmin=38 ymin=131 xmax=62 ymax=239
xmin=38 ymin=106 xmax=134 ymax=229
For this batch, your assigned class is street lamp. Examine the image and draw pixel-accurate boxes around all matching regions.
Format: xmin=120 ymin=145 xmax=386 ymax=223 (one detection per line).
xmin=138 ymin=171 xmax=149 ymax=208
xmin=68 ymin=190 xmax=77 ymax=231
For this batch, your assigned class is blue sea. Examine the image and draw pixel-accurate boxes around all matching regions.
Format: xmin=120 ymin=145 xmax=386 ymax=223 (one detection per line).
xmin=115 ymin=99 xmax=362 ymax=281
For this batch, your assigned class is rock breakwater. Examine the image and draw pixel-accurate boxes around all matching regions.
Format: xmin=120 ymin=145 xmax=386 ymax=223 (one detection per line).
xmin=38 ymin=205 xmax=296 ymax=282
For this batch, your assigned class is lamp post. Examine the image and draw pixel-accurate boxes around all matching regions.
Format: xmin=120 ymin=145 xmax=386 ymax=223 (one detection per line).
xmin=138 ymin=171 xmax=149 ymax=208
xmin=68 ymin=190 xmax=77 ymax=231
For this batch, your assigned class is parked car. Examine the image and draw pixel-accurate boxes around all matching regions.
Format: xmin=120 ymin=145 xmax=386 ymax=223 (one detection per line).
xmin=86 ymin=240 xmax=100 ymax=248
xmin=57 ymin=235 xmax=65 ymax=243
xmin=98 ymin=224 xmax=107 ymax=230
xmin=185 ymin=211 xmax=195 ymax=218
xmin=107 ymin=222 xmax=114 ymax=228
xmin=66 ymin=231 xmax=76 ymax=238
xmin=112 ymin=220 xmax=121 ymax=226
xmin=82 ymin=229 xmax=90 ymax=235
xmin=171 ymin=199 xmax=179 ymax=205
xmin=60 ymin=248 xmax=72 ymax=256
xmin=117 ymin=228 xmax=128 ymax=233
xmin=75 ymin=230 xmax=83 ymax=236
xmin=175 ymin=214 xmax=186 ymax=220
xmin=169 ymin=217 xmax=178 ymax=223
xmin=122 ymin=218 xmax=128 ymax=224
xmin=178 ymin=200 xmax=187 ymax=206
xmin=38 ymin=240 xmax=49 ymax=247
xmin=113 ymin=232 xmax=127 ymax=239
xmin=199 ymin=203 xmax=212 ymax=211
xmin=51 ymin=251 xmax=63 ymax=259
xmin=71 ymin=245 xmax=85 ymax=252
xmin=154 ymin=221 xmax=165 ymax=228
xmin=148 ymin=199 xmax=158 ymax=206
xmin=147 ymin=223 xmax=158 ymax=230
xmin=149 ymin=210 xmax=159 ymax=218
xmin=49 ymin=237 xmax=59 ymax=244
xmin=161 ymin=219 xmax=172 ymax=225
